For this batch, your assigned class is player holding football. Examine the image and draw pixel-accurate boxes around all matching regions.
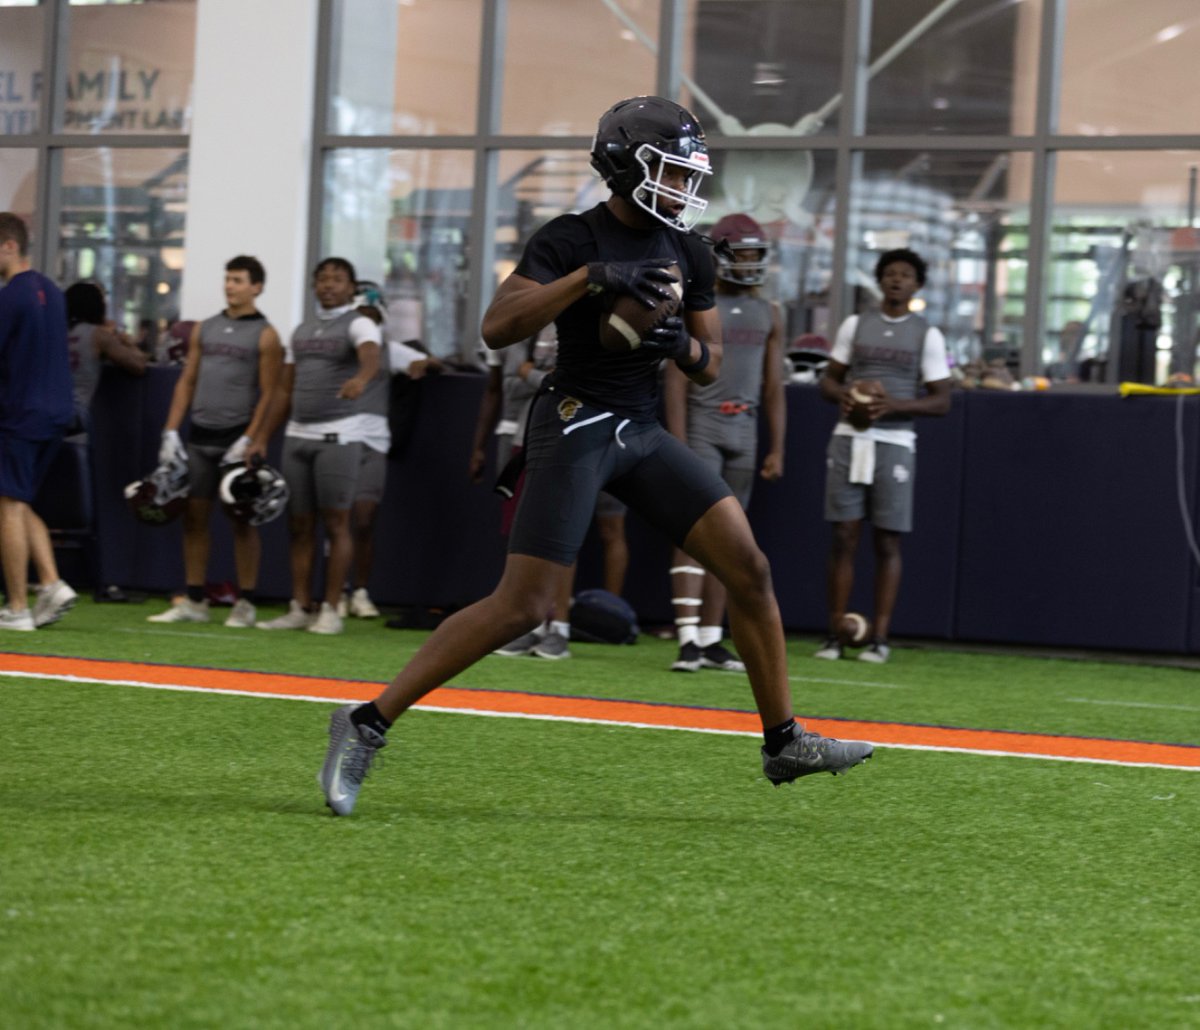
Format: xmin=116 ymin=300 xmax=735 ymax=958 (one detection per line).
xmin=318 ymin=96 xmax=872 ymax=815
xmin=662 ymin=212 xmax=785 ymax=674
xmin=814 ymin=247 xmax=952 ymax=663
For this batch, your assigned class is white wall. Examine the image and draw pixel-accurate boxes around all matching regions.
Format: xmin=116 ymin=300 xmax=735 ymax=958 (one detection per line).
xmin=180 ymin=0 xmax=319 ymax=332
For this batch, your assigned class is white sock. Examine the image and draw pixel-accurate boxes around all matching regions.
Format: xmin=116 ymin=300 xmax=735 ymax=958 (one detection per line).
xmin=677 ymin=624 xmax=699 ymax=646
xmin=697 ymin=625 xmax=722 ymax=648
xmin=549 ymin=620 xmax=569 ymax=639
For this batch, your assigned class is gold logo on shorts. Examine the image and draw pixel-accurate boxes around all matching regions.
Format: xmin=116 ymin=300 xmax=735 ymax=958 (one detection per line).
xmin=557 ymin=397 xmax=581 ymax=422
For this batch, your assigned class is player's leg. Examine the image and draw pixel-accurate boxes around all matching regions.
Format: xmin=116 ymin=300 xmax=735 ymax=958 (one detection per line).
xmin=667 ymin=434 xmax=720 ymax=671
xmin=344 ymin=445 xmax=385 ymax=617
xmin=259 ymin=438 xmax=316 ymax=629
xmin=531 ymin=560 xmax=574 ymax=659
xmin=26 ymin=506 xmax=77 ymax=627
xmin=818 ymin=434 xmax=865 ymax=658
xmin=181 ymin=497 xmax=212 ymax=589
xmin=861 ymin=441 xmax=915 ymax=663
xmin=869 ymin=527 xmax=902 ymax=646
xmin=696 ymin=436 xmax=756 ymax=672
xmin=0 ymin=496 xmax=32 ymax=624
xmin=619 ymin=427 xmax=872 ymax=783
xmin=594 ymin=492 xmax=628 ymax=596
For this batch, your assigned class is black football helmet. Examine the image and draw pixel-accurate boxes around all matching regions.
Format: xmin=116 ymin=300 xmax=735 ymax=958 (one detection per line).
xmin=218 ymin=459 xmax=289 ymax=526
xmin=590 ymin=96 xmax=711 ymax=232
xmin=711 ymin=212 xmax=770 ymax=286
xmin=124 ymin=454 xmax=189 ymax=525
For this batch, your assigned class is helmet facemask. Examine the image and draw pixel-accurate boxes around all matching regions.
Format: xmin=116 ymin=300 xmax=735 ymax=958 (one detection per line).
xmin=717 ymin=244 xmax=769 ymax=287
xmin=629 ymin=143 xmax=711 ymax=232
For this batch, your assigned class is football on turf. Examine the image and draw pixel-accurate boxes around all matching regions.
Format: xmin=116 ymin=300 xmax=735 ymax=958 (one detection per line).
xmin=837 ymin=612 xmax=871 ymax=647
xmin=847 ymin=379 xmax=884 ymax=430
xmin=598 ymin=264 xmax=682 ymax=352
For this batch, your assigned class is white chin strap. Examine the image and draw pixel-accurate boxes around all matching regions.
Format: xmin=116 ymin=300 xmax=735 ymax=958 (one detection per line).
xmin=632 ymin=143 xmax=711 ymax=231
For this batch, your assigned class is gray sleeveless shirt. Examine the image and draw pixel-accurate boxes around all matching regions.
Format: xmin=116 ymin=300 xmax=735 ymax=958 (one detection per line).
xmin=289 ymin=309 xmax=363 ymax=423
xmin=67 ymin=322 xmax=102 ymax=419
xmin=848 ymin=312 xmax=928 ymax=428
xmin=192 ymin=312 xmax=267 ymax=430
xmin=688 ymin=293 xmax=772 ymax=412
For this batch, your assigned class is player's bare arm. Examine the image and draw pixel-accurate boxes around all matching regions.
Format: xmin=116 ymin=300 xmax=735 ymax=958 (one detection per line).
xmin=662 ymin=360 xmax=689 ymax=440
xmin=244 ymin=325 xmax=283 ymax=459
xmin=760 ymin=301 xmax=785 ymax=480
xmin=338 ymin=340 xmax=381 ymax=400
xmin=482 ymin=270 xmax=593 ymax=349
xmin=875 ymin=377 xmax=952 ymax=419
xmin=163 ymin=322 xmax=204 ymax=431
xmin=96 ymin=324 xmax=147 ymax=376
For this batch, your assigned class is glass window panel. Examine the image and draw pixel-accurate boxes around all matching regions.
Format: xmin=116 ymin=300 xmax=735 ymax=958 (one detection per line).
xmin=684 ymin=0 xmax=844 ymax=140
xmin=703 ymin=148 xmax=839 ymax=344
xmin=58 ymin=147 xmax=188 ymax=340
xmin=1046 ymin=151 xmax=1200 ymax=385
xmin=1059 ymin=0 xmax=1200 ymax=136
xmin=865 ymin=0 xmax=1040 ymax=136
xmin=64 ymin=0 xmax=195 ymax=135
xmin=501 ymin=0 xmax=659 ymax=135
xmin=328 ymin=0 xmax=481 ymax=136
xmin=0 ymin=2 xmax=44 ymax=135
xmin=322 ymin=148 xmax=474 ymax=359
xmin=848 ymin=151 xmax=1033 ymax=372
xmin=0 ymin=150 xmax=39 ymax=254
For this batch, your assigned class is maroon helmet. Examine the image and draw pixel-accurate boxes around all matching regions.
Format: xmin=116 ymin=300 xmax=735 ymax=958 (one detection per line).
xmin=711 ymin=213 xmax=770 ymax=286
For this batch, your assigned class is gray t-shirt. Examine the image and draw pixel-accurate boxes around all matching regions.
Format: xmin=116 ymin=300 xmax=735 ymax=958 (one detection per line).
xmin=66 ymin=322 xmax=101 ymax=421
xmin=289 ymin=309 xmax=366 ymax=424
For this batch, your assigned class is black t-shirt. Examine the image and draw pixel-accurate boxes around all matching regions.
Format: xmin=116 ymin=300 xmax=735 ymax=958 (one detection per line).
xmin=513 ymin=202 xmax=715 ymax=421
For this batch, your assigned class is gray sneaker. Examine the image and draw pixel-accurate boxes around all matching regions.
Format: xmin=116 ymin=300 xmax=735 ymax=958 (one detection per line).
xmin=493 ymin=630 xmax=541 ymax=656
xmin=0 ymin=607 xmax=35 ymax=631
xmin=532 ymin=631 xmax=571 ymax=660
xmin=33 ymin=579 xmax=77 ymax=627
xmin=761 ymin=725 xmax=873 ymax=785
xmin=318 ymin=704 xmax=387 ymax=817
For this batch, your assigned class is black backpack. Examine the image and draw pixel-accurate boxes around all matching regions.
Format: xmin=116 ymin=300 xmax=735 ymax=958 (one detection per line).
xmin=570 ymin=589 xmax=639 ymax=645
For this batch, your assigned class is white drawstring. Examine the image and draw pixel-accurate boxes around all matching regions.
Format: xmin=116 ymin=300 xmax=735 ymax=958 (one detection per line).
xmin=615 ymin=418 xmax=630 ymax=449
xmin=562 ymin=411 xmax=614 ymax=436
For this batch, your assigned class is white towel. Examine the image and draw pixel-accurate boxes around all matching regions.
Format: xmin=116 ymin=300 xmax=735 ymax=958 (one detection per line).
xmin=849 ymin=434 xmax=876 ymax=484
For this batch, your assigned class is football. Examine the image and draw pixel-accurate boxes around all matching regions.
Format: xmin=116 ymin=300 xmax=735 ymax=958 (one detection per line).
xmin=598 ymin=264 xmax=682 ymax=352
xmin=847 ymin=379 xmax=884 ymax=430
xmin=837 ymin=611 xmax=871 ymax=647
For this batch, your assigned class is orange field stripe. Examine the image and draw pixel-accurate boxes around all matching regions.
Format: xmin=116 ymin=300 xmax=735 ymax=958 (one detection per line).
xmin=3 ymin=652 xmax=1198 ymax=769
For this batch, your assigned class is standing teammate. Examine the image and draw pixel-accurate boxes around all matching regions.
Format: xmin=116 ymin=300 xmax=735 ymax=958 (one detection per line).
xmin=259 ymin=257 xmax=380 ymax=635
xmin=148 ymin=256 xmax=283 ymax=628
xmin=64 ymin=281 xmax=147 ymax=434
xmin=317 ymin=96 xmax=873 ymax=815
xmin=663 ymin=212 xmax=785 ymax=673
xmin=0 ymin=212 xmax=78 ymax=630
xmin=815 ymin=247 xmax=951 ymax=662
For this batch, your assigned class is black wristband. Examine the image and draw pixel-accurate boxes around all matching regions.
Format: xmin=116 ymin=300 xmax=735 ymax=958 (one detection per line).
xmin=675 ymin=339 xmax=710 ymax=375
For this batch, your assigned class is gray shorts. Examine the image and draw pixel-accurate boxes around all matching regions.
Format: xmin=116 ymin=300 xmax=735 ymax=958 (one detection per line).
xmin=185 ymin=442 xmax=228 ymax=500
xmin=282 ymin=436 xmax=361 ymax=515
xmin=686 ymin=410 xmax=758 ymax=510
xmin=823 ymin=434 xmax=916 ymax=533
xmin=355 ymin=446 xmax=388 ymax=504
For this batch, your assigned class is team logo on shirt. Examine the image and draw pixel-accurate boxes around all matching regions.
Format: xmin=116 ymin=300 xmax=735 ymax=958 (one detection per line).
xmin=557 ymin=397 xmax=581 ymax=422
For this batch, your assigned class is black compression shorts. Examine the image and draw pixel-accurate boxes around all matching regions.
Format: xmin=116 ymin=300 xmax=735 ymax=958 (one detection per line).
xmin=507 ymin=390 xmax=731 ymax=565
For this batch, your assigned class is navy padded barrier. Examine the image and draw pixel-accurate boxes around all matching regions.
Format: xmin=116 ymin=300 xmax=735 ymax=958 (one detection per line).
xmin=85 ymin=369 xmax=1200 ymax=653
xmin=954 ymin=390 xmax=1197 ymax=651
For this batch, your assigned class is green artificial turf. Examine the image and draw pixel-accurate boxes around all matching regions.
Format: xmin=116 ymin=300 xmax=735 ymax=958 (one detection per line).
xmin=1 ymin=600 xmax=1197 ymax=1028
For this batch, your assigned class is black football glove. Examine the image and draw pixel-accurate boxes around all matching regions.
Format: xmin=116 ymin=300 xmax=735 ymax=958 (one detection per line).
xmin=641 ymin=315 xmax=691 ymax=360
xmin=586 ymin=259 xmax=678 ymax=309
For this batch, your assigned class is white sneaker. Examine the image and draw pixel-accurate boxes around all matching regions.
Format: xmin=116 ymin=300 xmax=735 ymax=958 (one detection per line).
xmin=147 ymin=597 xmax=210 ymax=623
xmin=0 ymin=607 xmax=35 ymax=631
xmin=224 ymin=598 xmax=257 ymax=628
xmin=307 ymin=602 xmax=344 ymax=635
xmin=257 ymin=600 xmax=312 ymax=630
xmin=33 ymin=579 xmax=77 ymax=627
xmin=348 ymin=588 xmax=379 ymax=619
